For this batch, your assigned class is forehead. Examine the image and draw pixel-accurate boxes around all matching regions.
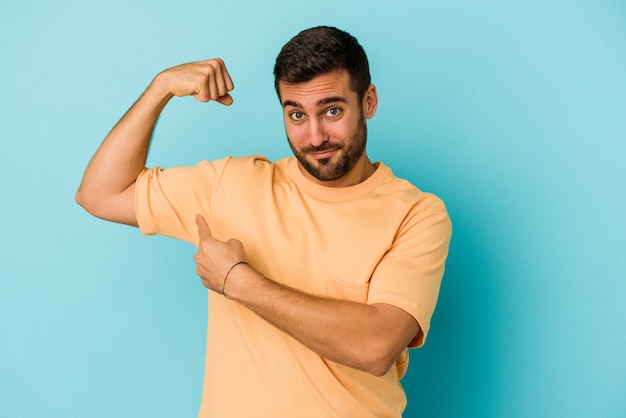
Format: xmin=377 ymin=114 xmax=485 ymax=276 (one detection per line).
xmin=279 ymin=70 xmax=356 ymax=108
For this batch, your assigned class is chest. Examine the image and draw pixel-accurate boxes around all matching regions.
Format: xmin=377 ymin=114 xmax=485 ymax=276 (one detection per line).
xmin=210 ymin=181 xmax=410 ymax=298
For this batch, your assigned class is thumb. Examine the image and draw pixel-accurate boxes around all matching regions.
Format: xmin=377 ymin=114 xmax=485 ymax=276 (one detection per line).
xmin=195 ymin=214 xmax=213 ymax=240
xmin=216 ymin=93 xmax=233 ymax=106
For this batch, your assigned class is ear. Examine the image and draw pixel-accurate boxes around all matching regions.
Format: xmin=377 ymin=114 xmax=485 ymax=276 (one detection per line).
xmin=362 ymin=84 xmax=378 ymax=119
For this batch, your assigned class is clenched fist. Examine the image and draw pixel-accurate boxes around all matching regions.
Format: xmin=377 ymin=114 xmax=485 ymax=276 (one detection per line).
xmin=154 ymin=58 xmax=235 ymax=105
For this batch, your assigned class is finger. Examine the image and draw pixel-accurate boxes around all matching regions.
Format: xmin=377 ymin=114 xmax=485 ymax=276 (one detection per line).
xmin=192 ymin=64 xmax=216 ymax=102
xmin=193 ymin=80 xmax=212 ymax=103
xmin=216 ymin=93 xmax=233 ymax=106
xmin=211 ymin=61 xmax=234 ymax=105
xmin=194 ymin=60 xmax=234 ymax=104
xmin=207 ymin=59 xmax=234 ymax=103
xmin=195 ymin=214 xmax=213 ymax=240
xmin=207 ymin=59 xmax=225 ymax=98
xmin=213 ymin=58 xmax=234 ymax=97
xmin=217 ymin=59 xmax=235 ymax=92
xmin=207 ymin=64 xmax=220 ymax=101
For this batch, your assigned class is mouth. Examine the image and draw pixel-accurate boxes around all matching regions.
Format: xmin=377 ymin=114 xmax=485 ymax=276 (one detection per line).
xmin=304 ymin=143 xmax=342 ymax=160
xmin=310 ymin=149 xmax=338 ymax=160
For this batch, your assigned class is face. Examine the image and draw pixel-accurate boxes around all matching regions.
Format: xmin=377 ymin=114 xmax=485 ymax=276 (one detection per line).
xmin=279 ymin=71 xmax=378 ymax=187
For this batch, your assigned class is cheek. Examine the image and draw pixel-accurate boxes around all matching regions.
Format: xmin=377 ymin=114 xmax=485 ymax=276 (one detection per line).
xmin=285 ymin=124 xmax=306 ymax=145
xmin=325 ymin=120 xmax=352 ymax=140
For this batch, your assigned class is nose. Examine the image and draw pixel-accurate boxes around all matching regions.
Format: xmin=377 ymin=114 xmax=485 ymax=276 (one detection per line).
xmin=308 ymin=119 xmax=328 ymax=147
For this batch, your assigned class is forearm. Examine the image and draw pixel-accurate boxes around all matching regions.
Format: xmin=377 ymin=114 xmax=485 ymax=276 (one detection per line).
xmin=76 ymin=76 xmax=172 ymax=220
xmin=225 ymin=264 xmax=418 ymax=376
xmin=77 ymin=59 xmax=233 ymax=224
xmin=192 ymin=215 xmax=420 ymax=376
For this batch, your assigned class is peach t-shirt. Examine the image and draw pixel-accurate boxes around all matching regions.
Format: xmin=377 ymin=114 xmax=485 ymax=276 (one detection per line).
xmin=135 ymin=156 xmax=451 ymax=417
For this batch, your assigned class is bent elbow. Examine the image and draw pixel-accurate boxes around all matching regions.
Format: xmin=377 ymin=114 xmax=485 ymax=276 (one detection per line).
xmin=366 ymin=355 xmax=396 ymax=377
xmin=75 ymin=187 xmax=88 ymax=211
xmin=74 ymin=184 xmax=138 ymax=227
xmin=74 ymin=186 xmax=107 ymax=219
xmin=362 ymin=341 xmax=401 ymax=377
xmin=75 ymin=186 xmax=97 ymax=215
xmin=75 ymin=187 xmax=85 ymax=208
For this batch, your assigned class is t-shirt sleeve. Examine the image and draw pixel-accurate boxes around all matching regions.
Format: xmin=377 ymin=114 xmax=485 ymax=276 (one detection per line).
xmin=134 ymin=157 xmax=231 ymax=245
xmin=367 ymin=195 xmax=452 ymax=348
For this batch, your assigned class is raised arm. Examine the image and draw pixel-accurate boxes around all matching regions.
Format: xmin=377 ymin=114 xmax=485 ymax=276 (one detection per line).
xmin=75 ymin=59 xmax=234 ymax=226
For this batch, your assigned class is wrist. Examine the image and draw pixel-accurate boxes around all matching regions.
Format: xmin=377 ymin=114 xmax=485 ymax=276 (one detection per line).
xmin=147 ymin=72 xmax=176 ymax=103
xmin=222 ymin=261 xmax=248 ymax=299
xmin=221 ymin=261 xmax=264 ymax=301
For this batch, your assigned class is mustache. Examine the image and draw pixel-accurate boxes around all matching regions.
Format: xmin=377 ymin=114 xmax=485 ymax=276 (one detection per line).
xmin=300 ymin=143 xmax=343 ymax=154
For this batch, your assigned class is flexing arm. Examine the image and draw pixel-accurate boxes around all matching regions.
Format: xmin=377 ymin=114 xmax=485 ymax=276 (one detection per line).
xmin=75 ymin=59 xmax=234 ymax=226
xmin=193 ymin=215 xmax=420 ymax=377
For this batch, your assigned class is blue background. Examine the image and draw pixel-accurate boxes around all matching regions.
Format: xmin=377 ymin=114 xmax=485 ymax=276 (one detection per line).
xmin=1 ymin=1 xmax=625 ymax=417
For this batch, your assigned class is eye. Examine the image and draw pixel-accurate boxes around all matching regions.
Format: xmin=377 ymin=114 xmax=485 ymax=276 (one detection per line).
xmin=290 ymin=111 xmax=304 ymax=121
xmin=325 ymin=107 xmax=341 ymax=118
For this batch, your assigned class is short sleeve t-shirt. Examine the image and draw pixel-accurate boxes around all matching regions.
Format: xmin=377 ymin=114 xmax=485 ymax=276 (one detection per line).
xmin=135 ymin=155 xmax=451 ymax=418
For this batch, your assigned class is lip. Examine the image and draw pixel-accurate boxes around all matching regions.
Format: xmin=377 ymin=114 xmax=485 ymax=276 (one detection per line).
xmin=310 ymin=149 xmax=338 ymax=160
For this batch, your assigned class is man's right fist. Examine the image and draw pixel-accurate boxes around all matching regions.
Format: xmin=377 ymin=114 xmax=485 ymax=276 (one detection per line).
xmin=156 ymin=58 xmax=234 ymax=105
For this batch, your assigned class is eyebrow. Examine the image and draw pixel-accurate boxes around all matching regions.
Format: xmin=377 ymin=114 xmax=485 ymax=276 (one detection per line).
xmin=282 ymin=96 xmax=347 ymax=109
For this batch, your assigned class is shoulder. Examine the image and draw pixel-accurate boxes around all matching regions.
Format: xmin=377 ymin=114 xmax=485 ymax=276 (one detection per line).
xmin=379 ymin=165 xmax=448 ymax=212
xmin=217 ymin=155 xmax=292 ymax=181
xmin=376 ymin=165 xmax=452 ymax=238
xmin=217 ymin=155 xmax=291 ymax=171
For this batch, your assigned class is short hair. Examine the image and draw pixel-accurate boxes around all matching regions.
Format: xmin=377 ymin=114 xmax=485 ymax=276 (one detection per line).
xmin=273 ymin=26 xmax=371 ymax=100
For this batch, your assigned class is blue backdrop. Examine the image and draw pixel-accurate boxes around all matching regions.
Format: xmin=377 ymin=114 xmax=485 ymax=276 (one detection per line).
xmin=1 ymin=1 xmax=625 ymax=417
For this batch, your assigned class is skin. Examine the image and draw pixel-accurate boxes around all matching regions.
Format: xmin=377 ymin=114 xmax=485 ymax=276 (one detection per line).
xmin=76 ymin=59 xmax=420 ymax=376
xmin=75 ymin=59 xmax=234 ymax=225
xmin=280 ymin=70 xmax=376 ymax=187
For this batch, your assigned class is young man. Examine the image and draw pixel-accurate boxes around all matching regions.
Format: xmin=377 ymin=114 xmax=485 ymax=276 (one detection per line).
xmin=76 ymin=26 xmax=451 ymax=417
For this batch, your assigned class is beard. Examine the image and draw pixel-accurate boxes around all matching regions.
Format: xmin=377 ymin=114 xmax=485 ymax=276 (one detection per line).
xmin=288 ymin=114 xmax=367 ymax=182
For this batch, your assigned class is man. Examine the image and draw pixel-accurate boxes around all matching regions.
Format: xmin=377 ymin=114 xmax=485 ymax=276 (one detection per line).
xmin=76 ymin=26 xmax=451 ymax=417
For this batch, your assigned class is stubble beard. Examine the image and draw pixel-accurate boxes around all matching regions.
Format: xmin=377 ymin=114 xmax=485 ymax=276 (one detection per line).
xmin=288 ymin=115 xmax=367 ymax=182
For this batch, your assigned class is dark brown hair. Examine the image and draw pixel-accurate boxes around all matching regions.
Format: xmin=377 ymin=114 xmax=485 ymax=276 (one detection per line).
xmin=273 ymin=26 xmax=371 ymax=100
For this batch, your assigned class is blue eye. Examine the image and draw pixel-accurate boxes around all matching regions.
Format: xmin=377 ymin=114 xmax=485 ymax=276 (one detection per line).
xmin=290 ymin=112 xmax=304 ymax=121
xmin=326 ymin=107 xmax=341 ymax=117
